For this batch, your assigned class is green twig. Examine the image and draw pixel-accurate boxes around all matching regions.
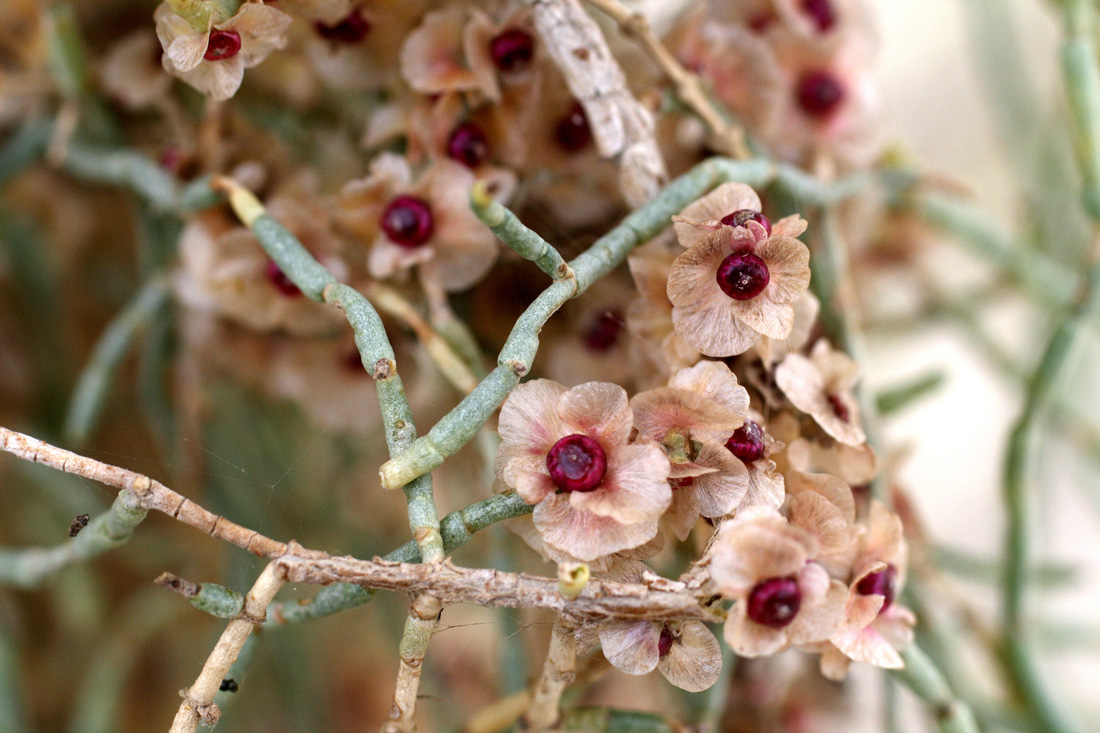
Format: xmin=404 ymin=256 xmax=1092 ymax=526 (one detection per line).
xmin=0 ymin=620 xmax=28 ymax=733
xmin=929 ymin=544 xmax=1078 ymax=589
xmin=470 ymin=180 xmax=574 ymax=282
xmin=890 ymin=645 xmax=980 ymax=733
xmin=875 ymin=370 xmax=947 ymax=416
xmin=559 ymin=707 xmax=677 ymax=732
xmin=0 ymin=118 xmax=53 ymax=186
xmin=0 ymin=490 xmax=147 ymax=589
xmin=64 ymin=276 xmax=172 ymax=446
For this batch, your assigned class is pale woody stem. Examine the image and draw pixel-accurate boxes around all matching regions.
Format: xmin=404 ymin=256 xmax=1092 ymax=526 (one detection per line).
xmin=525 ymin=621 xmax=577 ymax=731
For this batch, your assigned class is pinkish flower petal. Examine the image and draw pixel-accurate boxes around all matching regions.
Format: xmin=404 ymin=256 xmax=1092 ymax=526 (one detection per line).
xmin=673 ymin=182 xmax=762 ymax=249
xmin=599 ymin=620 xmax=661 ymax=675
xmin=557 ymin=382 xmax=633 ymax=445
xmin=724 ymin=607 xmax=789 ymax=657
xmin=499 ymin=379 xmax=568 ymax=455
xmin=569 ymin=442 xmax=671 ymax=524
xmin=534 ymin=493 xmax=659 ymax=562
xmin=659 ymin=621 xmax=722 ymax=691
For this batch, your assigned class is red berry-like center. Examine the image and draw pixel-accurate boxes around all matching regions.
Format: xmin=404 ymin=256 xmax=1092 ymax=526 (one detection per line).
xmin=446 ymin=122 xmax=490 ymax=168
xmin=546 ymin=434 xmax=607 ymax=493
xmin=315 ymin=9 xmax=371 ymax=44
xmin=266 ymin=260 xmax=301 ymax=297
xmin=380 ymin=196 xmax=434 ymax=248
xmin=797 ymin=71 xmax=845 ymax=118
xmin=489 ymin=28 xmax=535 ymax=73
xmin=856 ymin=564 xmax=897 ymax=612
xmin=583 ymin=310 xmax=624 ymax=353
xmin=555 ymin=102 xmax=592 ymax=152
xmin=726 ymin=420 xmax=765 ymax=463
xmin=657 ymin=626 xmax=674 ymax=656
xmin=746 ymin=577 xmax=801 ymax=628
xmin=720 ymin=209 xmax=772 ymax=235
xmin=716 ymin=252 xmax=770 ymax=300
xmin=204 ymin=29 xmax=242 ymax=61
xmin=801 ymin=0 xmax=837 ymax=32
xmin=748 ymin=13 xmax=775 ymax=32
xmin=827 ymin=393 xmax=850 ymax=422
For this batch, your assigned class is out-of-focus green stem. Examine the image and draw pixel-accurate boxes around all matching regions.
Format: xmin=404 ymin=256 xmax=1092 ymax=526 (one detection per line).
xmin=890 ymin=645 xmax=980 ymax=733
xmin=44 ymin=4 xmax=90 ymax=99
xmin=0 ymin=490 xmax=147 ymax=589
xmin=559 ymin=707 xmax=678 ymax=732
xmin=64 ymin=276 xmax=171 ymax=446
xmin=0 ymin=620 xmax=28 ymax=733
xmin=0 ymin=118 xmax=53 ymax=186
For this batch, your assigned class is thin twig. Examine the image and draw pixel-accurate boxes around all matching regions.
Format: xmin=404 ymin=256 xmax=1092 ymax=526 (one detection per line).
xmin=582 ymin=0 xmax=750 ymax=159
xmin=169 ymin=562 xmax=286 ymax=733
xmin=525 ymin=620 xmax=577 ymax=730
xmin=382 ymin=593 xmax=443 ymax=733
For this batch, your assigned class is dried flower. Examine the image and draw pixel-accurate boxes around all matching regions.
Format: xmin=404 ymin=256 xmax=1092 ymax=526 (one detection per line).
xmin=775 ymin=339 xmax=866 ymax=446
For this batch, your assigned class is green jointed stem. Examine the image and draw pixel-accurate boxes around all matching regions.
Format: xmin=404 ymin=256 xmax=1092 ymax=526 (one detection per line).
xmin=266 ymin=491 xmax=532 ymax=628
xmin=189 ymin=583 xmax=246 ymax=619
xmin=0 ymin=490 xmax=147 ymax=589
xmin=470 ymin=182 xmax=573 ymax=281
xmin=64 ymin=276 xmax=171 ymax=446
xmin=890 ymin=645 xmax=979 ymax=733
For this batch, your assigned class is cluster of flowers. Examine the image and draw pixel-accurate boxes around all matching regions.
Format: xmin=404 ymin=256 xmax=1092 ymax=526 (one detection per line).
xmin=494 ymin=184 xmax=912 ymax=689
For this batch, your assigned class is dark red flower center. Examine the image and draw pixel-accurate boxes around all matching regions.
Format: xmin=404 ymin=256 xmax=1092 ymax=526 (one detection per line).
xmin=746 ymin=577 xmax=801 ymax=628
xmin=554 ymin=102 xmax=592 ymax=152
xmin=670 ymin=476 xmax=695 ymax=490
xmin=315 ymin=9 xmax=371 ymax=44
xmin=380 ymin=195 xmax=434 ymax=248
xmin=266 ymin=260 xmax=301 ymax=297
xmin=720 ymin=209 xmax=772 ymax=235
xmin=725 ymin=420 xmax=765 ymax=463
xmin=797 ymin=71 xmax=845 ymax=118
xmin=827 ymin=393 xmax=850 ymax=422
xmin=658 ymin=626 xmax=674 ymax=656
xmin=446 ymin=122 xmax=490 ymax=168
xmin=546 ymin=433 xmax=607 ymax=492
xmin=800 ymin=0 xmax=837 ymax=32
xmin=489 ymin=28 xmax=535 ymax=73
xmin=204 ymin=29 xmax=242 ymax=61
xmin=716 ymin=252 xmax=770 ymax=300
xmin=856 ymin=564 xmax=897 ymax=612
xmin=748 ymin=13 xmax=775 ymax=32
xmin=583 ymin=310 xmax=624 ymax=353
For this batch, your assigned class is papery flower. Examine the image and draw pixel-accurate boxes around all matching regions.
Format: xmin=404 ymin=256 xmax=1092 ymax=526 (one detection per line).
xmin=667 ymin=184 xmax=811 ymax=357
xmin=335 ymin=153 xmax=511 ymax=293
xmin=495 ymin=380 xmax=671 ymax=562
xmin=710 ymin=506 xmax=846 ymax=656
xmin=101 ymin=31 xmax=173 ymax=109
xmin=631 ymin=361 xmax=751 ymax=539
xmin=627 ymin=235 xmax=701 ymax=380
xmin=399 ymin=7 xmax=499 ymax=100
xmin=775 ymin=339 xmax=866 ymax=446
xmin=753 ymin=292 xmax=820 ymax=366
xmin=154 ymin=2 xmax=291 ymax=101
xmin=577 ymin=560 xmax=722 ymax=691
xmin=817 ymin=500 xmax=914 ymax=679
xmin=785 ymin=470 xmax=858 ymax=577
xmin=725 ymin=410 xmax=786 ymax=511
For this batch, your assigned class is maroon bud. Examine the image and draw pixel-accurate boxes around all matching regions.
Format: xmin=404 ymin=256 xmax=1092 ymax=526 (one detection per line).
xmin=380 ymin=195 xmax=434 ymax=248
xmin=546 ymin=434 xmax=607 ymax=492
xmin=658 ymin=626 xmax=674 ymax=656
xmin=582 ymin=310 xmax=624 ymax=353
xmin=746 ymin=577 xmax=801 ymax=628
xmin=726 ymin=421 xmax=766 ymax=463
xmin=720 ymin=209 xmax=772 ymax=235
xmin=554 ymin=102 xmax=592 ymax=152
xmin=796 ymin=71 xmax=845 ymax=118
xmin=204 ymin=29 xmax=242 ymax=61
xmin=716 ymin=252 xmax=770 ymax=300
xmin=489 ymin=28 xmax=535 ymax=73
xmin=801 ymin=0 xmax=837 ymax=32
xmin=446 ymin=122 xmax=490 ymax=168
xmin=265 ymin=260 xmax=301 ymax=297
xmin=827 ymin=394 xmax=850 ymax=423
xmin=315 ymin=9 xmax=371 ymax=44
xmin=856 ymin=564 xmax=898 ymax=611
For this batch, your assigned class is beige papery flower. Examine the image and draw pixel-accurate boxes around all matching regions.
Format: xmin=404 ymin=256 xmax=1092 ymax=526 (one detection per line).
xmin=725 ymin=409 xmax=787 ymax=511
xmin=400 ymin=6 xmax=500 ymax=100
xmin=631 ymin=361 xmax=750 ymax=540
xmin=154 ymin=2 xmax=291 ymax=101
xmin=817 ymin=500 xmax=915 ymax=679
xmin=576 ymin=560 xmax=722 ymax=691
xmin=101 ymin=31 xmax=173 ymax=110
xmin=775 ymin=339 xmax=866 ymax=446
xmin=710 ymin=506 xmax=846 ymax=657
xmin=494 ymin=380 xmax=672 ymax=563
xmin=667 ymin=184 xmax=811 ymax=358
xmin=334 ymin=153 xmax=512 ymax=293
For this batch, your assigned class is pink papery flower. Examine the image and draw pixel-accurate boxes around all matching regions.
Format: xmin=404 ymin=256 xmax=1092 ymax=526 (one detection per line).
xmin=785 ymin=470 xmax=858 ymax=577
xmin=818 ymin=500 xmax=914 ymax=679
xmin=577 ymin=560 xmax=722 ymax=691
xmin=335 ymin=153 xmax=511 ymax=293
xmin=631 ymin=361 xmax=751 ymax=539
xmin=399 ymin=6 xmax=499 ymax=101
xmin=775 ymin=339 xmax=866 ymax=446
xmin=667 ymin=184 xmax=811 ymax=357
xmin=101 ymin=31 xmax=173 ymax=110
xmin=154 ymin=2 xmax=291 ymax=101
xmin=495 ymin=380 xmax=672 ymax=562
xmin=710 ymin=506 xmax=846 ymax=657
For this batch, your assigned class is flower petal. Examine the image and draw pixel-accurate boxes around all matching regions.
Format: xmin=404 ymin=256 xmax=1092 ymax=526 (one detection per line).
xmin=659 ymin=621 xmax=722 ymax=691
